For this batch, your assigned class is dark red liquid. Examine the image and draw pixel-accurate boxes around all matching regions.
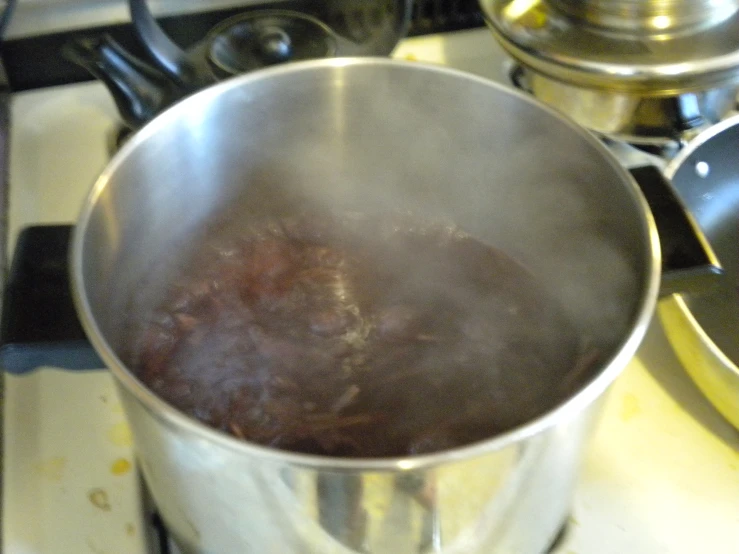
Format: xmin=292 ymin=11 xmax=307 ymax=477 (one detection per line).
xmin=131 ymin=213 xmax=584 ymax=457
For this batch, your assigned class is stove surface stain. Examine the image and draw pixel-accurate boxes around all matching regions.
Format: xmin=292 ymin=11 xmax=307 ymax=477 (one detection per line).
xmin=111 ymin=457 xmax=132 ymax=476
xmin=108 ymin=421 xmax=133 ymax=447
xmin=88 ymin=488 xmax=111 ymax=511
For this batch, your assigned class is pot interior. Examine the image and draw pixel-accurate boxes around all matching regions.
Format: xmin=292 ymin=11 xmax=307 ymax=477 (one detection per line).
xmin=74 ymin=59 xmax=656 ymax=451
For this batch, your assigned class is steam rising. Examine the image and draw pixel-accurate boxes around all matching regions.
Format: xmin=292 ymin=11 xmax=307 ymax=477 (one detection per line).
xmin=104 ymin=63 xmax=645 ymax=455
xmin=128 ymin=208 xmax=589 ymax=456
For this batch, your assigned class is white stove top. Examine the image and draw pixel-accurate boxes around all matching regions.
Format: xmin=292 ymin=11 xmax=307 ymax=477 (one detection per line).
xmin=4 ymin=29 xmax=739 ymax=554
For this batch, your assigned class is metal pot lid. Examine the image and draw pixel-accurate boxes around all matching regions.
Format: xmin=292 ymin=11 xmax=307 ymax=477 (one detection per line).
xmin=207 ymin=11 xmax=337 ymax=76
xmin=482 ymin=0 xmax=739 ymax=94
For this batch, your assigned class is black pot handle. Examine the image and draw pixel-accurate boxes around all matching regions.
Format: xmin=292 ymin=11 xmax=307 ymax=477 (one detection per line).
xmin=63 ymin=35 xmax=186 ymax=129
xmin=0 ymin=226 xmax=104 ymax=374
xmin=629 ymin=165 xmax=723 ymax=297
xmin=128 ymin=0 xmax=206 ymax=89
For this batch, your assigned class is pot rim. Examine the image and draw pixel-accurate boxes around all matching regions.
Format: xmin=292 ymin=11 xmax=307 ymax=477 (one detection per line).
xmin=70 ymin=56 xmax=662 ymax=471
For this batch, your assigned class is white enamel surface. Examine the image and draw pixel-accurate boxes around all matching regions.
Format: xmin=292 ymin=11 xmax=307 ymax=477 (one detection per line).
xmin=3 ymin=370 xmax=147 ymax=553
xmin=4 ymin=29 xmax=739 ymax=554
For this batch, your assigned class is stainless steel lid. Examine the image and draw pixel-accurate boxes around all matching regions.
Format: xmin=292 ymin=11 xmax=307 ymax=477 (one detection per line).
xmin=550 ymin=0 xmax=739 ymax=35
xmin=482 ymin=0 xmax=739 ymax=94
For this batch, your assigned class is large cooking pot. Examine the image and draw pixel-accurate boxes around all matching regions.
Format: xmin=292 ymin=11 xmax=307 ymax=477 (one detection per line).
xmin=70 ymin=58 xmax=716 ymax=554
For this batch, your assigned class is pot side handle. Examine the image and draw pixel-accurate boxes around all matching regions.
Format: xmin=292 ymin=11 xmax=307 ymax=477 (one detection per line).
xmin=0 ymin=225 xmax=104 ymax=374
xmin=629 ymin=165 xmax=723 ymax=297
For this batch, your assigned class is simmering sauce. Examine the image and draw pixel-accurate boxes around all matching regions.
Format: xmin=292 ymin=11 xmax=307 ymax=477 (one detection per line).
xmin=131 ymin=213 xmax=583 ymax=457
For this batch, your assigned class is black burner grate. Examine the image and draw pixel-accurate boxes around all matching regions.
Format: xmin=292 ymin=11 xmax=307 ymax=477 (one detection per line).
xmin=409 ymin=0 xmax=485 ymax=35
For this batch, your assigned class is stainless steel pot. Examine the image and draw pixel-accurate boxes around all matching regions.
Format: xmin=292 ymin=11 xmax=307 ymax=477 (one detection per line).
xmin=70 ymin=58 xmax=712 ymax=553
xmin=509 ymin=65 xmax=738 ymax=148
xmin=548 ymin=0 xmax=739 ymax=35
xmin=659 ymin=114 xmax=739 ymax=430
xmin=481 ymin=0 xmax=739 ymax=144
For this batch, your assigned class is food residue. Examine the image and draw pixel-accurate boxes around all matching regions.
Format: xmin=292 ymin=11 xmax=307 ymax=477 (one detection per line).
xmin=108 ymin=422 xmax=133 ymax=447
xmin=88 ymin=488 xmax=111 ymax=511
xmin=34 ymin=456 xmax=67 ymax=482
xmin=125 ymin=522 xmax=136 ymax=537
xmin=111 ymin=457 xmax=132 ymax=476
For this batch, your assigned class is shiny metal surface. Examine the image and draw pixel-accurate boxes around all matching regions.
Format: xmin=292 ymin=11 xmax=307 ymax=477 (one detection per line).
xmin=482 ymin=0 xmax=739 ymax=93
xmin=659 ymin=114 xmax=739 ymax=430
xmin=510 ymin=64 xmax=738 ymax=143
xmin=71 ymin=58 xmax=660 ymax=553
xmin=549 ymin=0 xmax=739 ymax=35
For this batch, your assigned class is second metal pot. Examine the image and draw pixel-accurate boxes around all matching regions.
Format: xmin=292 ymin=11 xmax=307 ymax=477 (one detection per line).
xmin=510 ymin=65 xmax=738 ymax=148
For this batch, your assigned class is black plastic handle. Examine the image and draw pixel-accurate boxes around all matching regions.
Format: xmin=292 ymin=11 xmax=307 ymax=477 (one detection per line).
xmin=63 ymin=35 xmax=186 ymax=129
xmin=629 ymin=165 xmax=724 ymax=297
xmin=129 ymin=0 xmax=210 ymax=89
xmin=0 ymin=225 xmax=103 ymax=374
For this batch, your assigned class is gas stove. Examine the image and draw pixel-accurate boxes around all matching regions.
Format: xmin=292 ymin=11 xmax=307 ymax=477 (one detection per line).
xmin=2 ymin=28 xmax=739 ymax=554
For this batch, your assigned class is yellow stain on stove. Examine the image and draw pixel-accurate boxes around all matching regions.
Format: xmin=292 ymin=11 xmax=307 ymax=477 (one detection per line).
xmin=88 ymin=488 xmax=111 ymax=511
xmin=568 ymin=515 xmax=579 ymax=526
xmin=729 ymin=461 xmax=738 ymax=472
xmin=111 ymin=457 xmax=132 ymax=476
xmin=108 ymin=422 xmax=133 ymax=447
xmin=34 ymin=456 xmax=67 ymax=482
xmin=125 ymin=522 xmax=136 ymax=537
xmin=621 ymin=393 xmax=641 ymax=421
